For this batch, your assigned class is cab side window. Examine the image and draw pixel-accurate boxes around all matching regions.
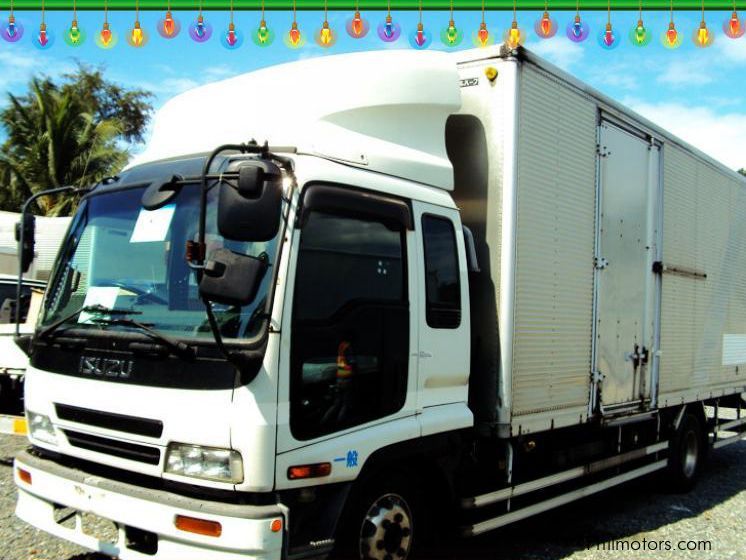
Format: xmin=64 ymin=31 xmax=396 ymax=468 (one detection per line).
xmin=422 ymin=215 xmax=461 ymax=329
xmin=290 ymin=210 xmax=409 ymax=440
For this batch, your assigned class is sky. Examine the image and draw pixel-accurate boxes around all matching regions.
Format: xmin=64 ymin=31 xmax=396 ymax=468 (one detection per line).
xmin=1 ymin=8 xmax=745 ymax=172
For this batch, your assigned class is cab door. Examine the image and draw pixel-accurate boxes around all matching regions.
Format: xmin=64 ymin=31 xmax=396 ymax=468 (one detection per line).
xmin=275 ymin=184 xmax=420 ymax=456
xmin=412 ymin=202 xmax=470 ymax=412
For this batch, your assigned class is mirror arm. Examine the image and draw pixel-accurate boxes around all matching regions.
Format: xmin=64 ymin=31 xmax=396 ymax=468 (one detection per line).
xmin=201 ymin=297 xmax=262 ymax=383
xmin=16 ymin=185 xmax=90 ymax=338
xmin=196 ymin=143 xmax=256 ymax=268
xmin=195 ymin=140 xmax=294 ymax=267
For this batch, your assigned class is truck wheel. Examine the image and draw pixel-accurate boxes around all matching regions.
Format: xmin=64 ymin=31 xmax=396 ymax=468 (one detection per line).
xmin=335 ymin=474 xmax=424 ymax=560
xmin=667 ymin=412 xmax=705 ymax=492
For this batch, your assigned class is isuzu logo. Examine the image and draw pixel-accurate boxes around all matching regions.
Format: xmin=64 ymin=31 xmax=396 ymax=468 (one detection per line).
xmin=79 ymin=355 xmax=134 ymax=379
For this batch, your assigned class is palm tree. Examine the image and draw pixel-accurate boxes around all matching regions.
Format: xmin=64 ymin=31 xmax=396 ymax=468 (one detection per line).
xmin=0 ymin=69 xmax=150 ymax=216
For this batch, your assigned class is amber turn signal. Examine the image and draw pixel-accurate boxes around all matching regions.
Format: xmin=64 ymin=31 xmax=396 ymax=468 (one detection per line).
xmin=287 ymin=462 xmax=332 ymax=480
xmin=174 ymin=515 xmax=222 ymax=537
xmin=17 ymin=468 xmax=32 ymax=485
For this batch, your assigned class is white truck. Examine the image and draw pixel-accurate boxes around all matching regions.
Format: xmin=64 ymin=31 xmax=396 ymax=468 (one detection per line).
xmin=13 ymin=46 xmax=746 ymax=560
xmin=0 ymin=212 xmax=68 ymax=411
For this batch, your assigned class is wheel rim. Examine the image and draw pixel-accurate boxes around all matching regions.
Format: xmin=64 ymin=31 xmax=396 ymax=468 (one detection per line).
xmin=682 ymin=429 xmax=699 ymax=479
xmin=359 ymin=493 xmax=413 ymax=560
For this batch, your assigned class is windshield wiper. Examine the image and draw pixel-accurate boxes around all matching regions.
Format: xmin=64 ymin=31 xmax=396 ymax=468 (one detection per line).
xmin=90 ymin=317 xmax=196 ymax=361
xmin=38 ymin=304 xmax=142 ymax=340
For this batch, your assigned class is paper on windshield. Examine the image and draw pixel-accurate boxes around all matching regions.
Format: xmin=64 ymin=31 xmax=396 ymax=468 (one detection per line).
xmin=79 ymin=286 xmax=121 ymax=323
xmin=130 ymin=204 xmax=175 ymax=243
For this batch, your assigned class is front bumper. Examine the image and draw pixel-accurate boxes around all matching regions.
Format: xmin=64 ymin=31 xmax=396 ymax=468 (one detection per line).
xmin=14 ymin=450 xmax=286 ymax=560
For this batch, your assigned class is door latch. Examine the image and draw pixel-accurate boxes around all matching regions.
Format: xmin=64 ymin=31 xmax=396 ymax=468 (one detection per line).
xmin=626 ymin=344 xmax=649 ymax=370
xmin=594 ymin=257 xmax=609 ymax=270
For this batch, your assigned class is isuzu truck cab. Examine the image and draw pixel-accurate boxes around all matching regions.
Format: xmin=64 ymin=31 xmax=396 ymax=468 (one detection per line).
xmin=14 ymin=47 xmax=746 ymax=560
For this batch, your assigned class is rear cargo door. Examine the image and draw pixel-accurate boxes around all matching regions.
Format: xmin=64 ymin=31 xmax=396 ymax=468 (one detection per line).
xmin=593 ymin=121 xmax=661 ymax=412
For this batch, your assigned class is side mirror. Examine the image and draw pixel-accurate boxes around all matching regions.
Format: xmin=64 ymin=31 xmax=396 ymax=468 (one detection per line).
xmin=141 ymin=175 xmax=184 ymax=210
xmin=218 ymin=161 xmax=282 ymax=242
xmin=14 ymin=214 xmax=35 ymax=274
xmin=199 ymin=248 xmax=268 ymax=306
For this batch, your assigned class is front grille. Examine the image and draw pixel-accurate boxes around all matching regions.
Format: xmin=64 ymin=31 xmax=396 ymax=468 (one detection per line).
xmin=55 ymin=404 xmax=163 ymax=438
xmin=63 ymin=430 xmax=161 ymax=465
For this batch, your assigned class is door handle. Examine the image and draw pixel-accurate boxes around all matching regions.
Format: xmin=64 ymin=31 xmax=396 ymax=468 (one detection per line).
xmin=626 ymin=344 xmax=649 ymax=370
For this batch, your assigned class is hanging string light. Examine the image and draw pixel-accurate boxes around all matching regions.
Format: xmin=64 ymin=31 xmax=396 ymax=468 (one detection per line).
xmin=441 ymin=0 xmax=462 ymax=46
xmin=566 ymin=0 xmax=589 ymax=42
xmin=473 ymin=0 xmax=491 ymax=46
xmin=534 ymin=0 xmax=557 ymax=39
xmin=409 ymin=0 xmax=430 ymax=48
xmin=661 ymin=0 xmax=681 ymax=47
xmin=127 ymin=0 xmax=147 ymax=47
xmin=598 ymin=0 xmax=618 ymax=49
xmin=346 ymin=0 xmax=369 ymax=38
xmin=377 ymin=0 xmax=400 ymax=42
xmin=96 ymin=0 xmax=117 ymax=48
xmin=64 ymin=0 xmax=85 ymax=46
xmin=221 ymin=0 xmax=243 ymax=49
xmin=315 ymin=0 xmax=335 ymax=47
xmin=285 ymin=0 xmax=303 ymax=47
xmin=253 ymin=0 xmax=274 ymax=45
xmin=629 ymin=0 xmax=650 ymax=46
xmin=158 ymin=0 xmax=181 ymax=38
xmin=724 ymin=0 xmax=744 ymax=37
xmin=693 ymin=0 xmax=713 ymax=46
xmin=189 ymin=0 xmax=212 ymax=42
xmin=2 ymin=0 xmax=23 ymax=42
xmin=34 ymin=0 xmax=53 ymax=49
xmin=504 ymin=0 xmax=524 ymax=49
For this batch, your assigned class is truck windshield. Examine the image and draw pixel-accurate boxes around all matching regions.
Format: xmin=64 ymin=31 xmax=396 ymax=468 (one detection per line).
xmin=41 ymin=181 xmax=278 ymax=341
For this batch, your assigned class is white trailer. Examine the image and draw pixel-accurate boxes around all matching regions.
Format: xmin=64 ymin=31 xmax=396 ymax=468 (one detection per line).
xmin=0 ymin=210 xmax=68 ymax=410
xmin=12 ymin=46 xmax=746 ymax=560
xmin=0 ymin=212 xmax=71 ymax=281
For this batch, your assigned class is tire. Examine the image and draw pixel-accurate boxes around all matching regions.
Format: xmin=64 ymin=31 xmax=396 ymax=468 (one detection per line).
xmin=666 ymin=412 xmax=705 ymax=492
xmin=334 ymin=473 xmax=426 ymax=560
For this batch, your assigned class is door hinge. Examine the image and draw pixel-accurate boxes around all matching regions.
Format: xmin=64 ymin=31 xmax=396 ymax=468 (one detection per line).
xmin=592 ymin=370 xmax=605 ymax=383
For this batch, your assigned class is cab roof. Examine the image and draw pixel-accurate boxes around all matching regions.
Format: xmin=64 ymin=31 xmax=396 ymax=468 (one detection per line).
xmin=127 ymin=50 xmax=462 ymax=191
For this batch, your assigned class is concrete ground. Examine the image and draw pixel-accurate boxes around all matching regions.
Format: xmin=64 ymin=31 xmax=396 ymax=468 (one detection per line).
xmin=1 ymin=431 xmax=744 ymax=560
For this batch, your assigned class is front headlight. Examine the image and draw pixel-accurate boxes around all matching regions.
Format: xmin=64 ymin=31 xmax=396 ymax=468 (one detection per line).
xmin=27 ymin=411 xmax=58 ymax=446
xmin=165 ymin=443 xmax=244 ymax=484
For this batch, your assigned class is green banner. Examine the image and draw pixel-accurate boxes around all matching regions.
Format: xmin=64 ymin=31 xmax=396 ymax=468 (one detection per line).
xmin=5 ymin=0 xmax=740 ymax=9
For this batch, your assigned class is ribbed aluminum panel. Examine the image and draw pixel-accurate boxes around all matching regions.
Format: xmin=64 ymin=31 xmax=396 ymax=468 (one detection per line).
xmin=0 ymin=212 xmax=70 ymax=280
xmin=33 ymin=218 xmax=71 ymax=280
xmin=511 ymin=66 xmax=597 ymax=416
xmin=658 ymin=145 xmax=746 ymax=399
xmin=452 ymin=58 xmax=510 ymax=429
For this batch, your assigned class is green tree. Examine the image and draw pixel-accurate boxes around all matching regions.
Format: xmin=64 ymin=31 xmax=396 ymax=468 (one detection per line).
xmin=739 ymin=168 xmax=745 ymax=177
xmin=0 ymin=65 xmax=152 ymax=216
